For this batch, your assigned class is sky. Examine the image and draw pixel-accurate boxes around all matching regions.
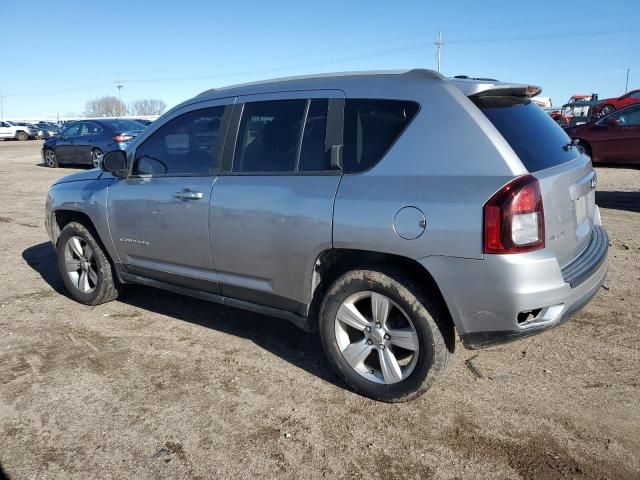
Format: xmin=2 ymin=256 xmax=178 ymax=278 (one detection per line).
xmin=1 ymin=0 xmax=639 ymax=119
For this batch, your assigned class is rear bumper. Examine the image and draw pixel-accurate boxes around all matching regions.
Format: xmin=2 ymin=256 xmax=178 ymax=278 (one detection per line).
xmin=420 ymin=226 xmax=608 ymax=349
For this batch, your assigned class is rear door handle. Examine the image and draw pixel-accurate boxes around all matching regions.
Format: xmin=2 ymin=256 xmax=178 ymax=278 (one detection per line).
xmin=174 ymin=189 xmax=203 ymax=200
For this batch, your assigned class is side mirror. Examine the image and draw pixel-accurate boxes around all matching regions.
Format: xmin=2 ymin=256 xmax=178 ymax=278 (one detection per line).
xmin=606 ymin=117 xmax=620 ymax=128
xmin=101 ymin=150 xmax=128 ymax=177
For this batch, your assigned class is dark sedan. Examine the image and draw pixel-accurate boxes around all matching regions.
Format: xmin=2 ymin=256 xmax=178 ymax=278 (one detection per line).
xmin=42 ymin=119 xmax=144 ymax=168
xmin=565 ymin=104 xmax=640 ymax=165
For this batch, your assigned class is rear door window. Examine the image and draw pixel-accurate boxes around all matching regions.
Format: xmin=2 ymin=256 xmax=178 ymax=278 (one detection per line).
xmin=342 ymin=99 xmax=419 ymax=173
xmin=472 ymin=96 xmax=580 ymax=172
xmin=233 ymin=100 xmax=307 ymax=173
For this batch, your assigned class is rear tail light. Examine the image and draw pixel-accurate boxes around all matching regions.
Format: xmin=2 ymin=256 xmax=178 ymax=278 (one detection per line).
xmin=113 ymin=134 xmax=134 ymax=142
xmin=483 ymin=175 xmax=545 ymax=254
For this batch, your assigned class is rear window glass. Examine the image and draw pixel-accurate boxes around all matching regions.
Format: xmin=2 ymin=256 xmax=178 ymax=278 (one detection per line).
xmin=472 ymin=96 xmax=579 ymax=172
xmin=106 ymin=119 xmax=146 ymax=131
xmin=343 ymin=99 xmax=419 ymax=173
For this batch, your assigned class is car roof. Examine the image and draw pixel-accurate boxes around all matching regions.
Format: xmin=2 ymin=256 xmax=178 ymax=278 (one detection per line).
xmin=194 ymin=68 xmax=537 ymax=100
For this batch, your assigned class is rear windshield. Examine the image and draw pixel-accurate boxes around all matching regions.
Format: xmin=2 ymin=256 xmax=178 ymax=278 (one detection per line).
xmin=105 ymin=119 xmax=145 ymax=132
xmin=472 ymin=95 xmax=580 ymax=172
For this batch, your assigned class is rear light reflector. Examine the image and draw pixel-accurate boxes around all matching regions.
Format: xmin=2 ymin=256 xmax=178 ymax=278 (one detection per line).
xmin=113 ymin=134 xmax=134 ymax=142
xmin=483 ymin=175 xmax=545 ymax=254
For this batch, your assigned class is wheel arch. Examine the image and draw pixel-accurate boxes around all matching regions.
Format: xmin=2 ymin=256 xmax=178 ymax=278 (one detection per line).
xmin=307 ymin=248 xmax=454 ymax=335
xmin=51 ymin=209 xmax=117 ymax=266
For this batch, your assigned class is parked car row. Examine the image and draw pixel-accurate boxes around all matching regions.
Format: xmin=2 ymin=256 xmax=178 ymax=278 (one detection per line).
xmin=0 ymin=118 xmax=153 ymax=142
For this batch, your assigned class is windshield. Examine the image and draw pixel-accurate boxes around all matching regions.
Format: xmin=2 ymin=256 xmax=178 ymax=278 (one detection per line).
xmin=472 ymin=95 xmax=580 ymax=172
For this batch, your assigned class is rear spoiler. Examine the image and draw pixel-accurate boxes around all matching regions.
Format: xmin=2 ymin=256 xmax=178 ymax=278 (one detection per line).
xmin=449 ymin=78 xmax=542 ymax=98
xmin=471 ymin=85 xmax=542 ymax=98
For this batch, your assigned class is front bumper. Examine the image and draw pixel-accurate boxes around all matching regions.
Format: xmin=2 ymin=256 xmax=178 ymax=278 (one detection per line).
xmin=421 ymin=225 xmax=608 ymax=349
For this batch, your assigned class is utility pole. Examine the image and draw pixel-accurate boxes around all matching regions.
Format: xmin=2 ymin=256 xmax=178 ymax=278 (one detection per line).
xmin=625 ymin=68 xmax=630 ymax=93
xmin=116 ymin=77 xmax=124 ymax=117
xmin=435 ymin=32 xmax=444 ymax=73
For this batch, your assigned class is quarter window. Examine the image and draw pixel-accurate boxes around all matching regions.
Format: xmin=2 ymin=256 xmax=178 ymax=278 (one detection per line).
xmin=342 ymin=99 xmax=419 ymax=173
xmin=134 ymin=106 xmax=225 ymax=175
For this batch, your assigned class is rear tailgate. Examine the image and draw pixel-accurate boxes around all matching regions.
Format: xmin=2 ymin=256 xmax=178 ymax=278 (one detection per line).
xmin=471 ymin=92 xmax=596 ymax=268
xmin=534 ymin=156 xmax=596 ymax=267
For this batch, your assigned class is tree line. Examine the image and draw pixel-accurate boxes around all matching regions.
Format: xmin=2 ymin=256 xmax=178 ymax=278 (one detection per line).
xmin=84 ymin=96 xmax=167 ymax=117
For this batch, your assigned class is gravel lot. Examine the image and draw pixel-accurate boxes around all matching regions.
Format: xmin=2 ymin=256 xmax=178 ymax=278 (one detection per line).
xmin=0 ymin=140 xmax=639 ymax=479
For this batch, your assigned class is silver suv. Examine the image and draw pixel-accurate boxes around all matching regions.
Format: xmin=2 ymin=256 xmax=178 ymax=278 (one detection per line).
xmin=45 ymin=70 xmax=608 ymax=402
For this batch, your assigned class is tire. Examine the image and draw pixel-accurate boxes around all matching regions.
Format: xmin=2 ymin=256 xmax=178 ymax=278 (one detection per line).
xmin=15 ymin=131 xmax=28 ymax=141
xmin=90 ymin=148 xmax=102 ymax=167
xmin=44 ymin=148 xmax=59 ymax=168
xmin=319 ymin=267 xmax=453 ymax=402
xmin=57 ymin=222 xmax=119 ymax=305
xmin=600 ymin=104 xmax=615 ymax=116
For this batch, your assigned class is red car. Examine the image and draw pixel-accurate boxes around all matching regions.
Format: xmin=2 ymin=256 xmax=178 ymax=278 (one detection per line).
xmin=594 ymin=89 xmax=640 ymax=116
xmin=565 ymin=104 xmax=640 ymax=165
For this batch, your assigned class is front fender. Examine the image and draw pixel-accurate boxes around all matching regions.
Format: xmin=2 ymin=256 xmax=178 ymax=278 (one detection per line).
xmin=46 ymin=178 xmax=119 ymax=263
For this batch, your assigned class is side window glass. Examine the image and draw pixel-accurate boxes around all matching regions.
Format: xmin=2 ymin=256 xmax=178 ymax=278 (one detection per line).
xmin=629 ymin=91 xmax=640 ymax=99
xmin=343 ymin=99 xmax=419 ymax=173
xmin=617 ymin=107 xmax=640 ymax=125
xmin=298 ymin=99 xmax=329 ymax=171
xmin=133 ymin=106 xmax=224 ymax=175
xmin=233 ymin=100 xmax=306 ymax=173
xmin=80 ymin=123 xmax=102 ymax=135
xmin=62 ymin=123 xmax=82 ymax=137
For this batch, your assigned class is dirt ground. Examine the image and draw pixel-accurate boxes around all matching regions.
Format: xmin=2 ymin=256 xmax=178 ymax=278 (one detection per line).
xmin=0 ymin=140 xmax=638 ymax=480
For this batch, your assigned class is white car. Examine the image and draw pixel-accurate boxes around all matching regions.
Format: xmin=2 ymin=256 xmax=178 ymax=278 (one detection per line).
xmin=0 ymin=121 xmax=37 ymax=140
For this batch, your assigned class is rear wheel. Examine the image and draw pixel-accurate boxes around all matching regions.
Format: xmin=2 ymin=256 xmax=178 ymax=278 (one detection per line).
xmin=319 ymin=267 xmax=453 ymax=402
xmin=600 ymin=104 xmax=615 ymax=116
xmin=90 ymin=148 xmax=102 ymax=167
xmin=44 ymin=148 xmax=59 ymax=168
xmin=15 ymin=131 xmax=28 ymax=141
xmin=57 ymin=222 xmax=119 ymax=305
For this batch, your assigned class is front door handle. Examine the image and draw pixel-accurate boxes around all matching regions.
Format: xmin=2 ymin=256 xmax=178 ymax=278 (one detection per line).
xmin=174 ymin=189 xmax=203 ymax=200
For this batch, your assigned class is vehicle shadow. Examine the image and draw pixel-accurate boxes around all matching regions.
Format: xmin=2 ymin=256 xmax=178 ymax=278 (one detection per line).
xmin=0 ymin=463 xmax=10 ymax=480
xmin=595 ymin=191 xmax=640 ymax=213
xmin=22 ymin=242 xmax=342 ymax=390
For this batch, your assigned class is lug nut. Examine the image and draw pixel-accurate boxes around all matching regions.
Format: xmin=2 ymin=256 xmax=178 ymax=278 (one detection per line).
xmin=379 ymin=344 xmax=385 ymax=350
xmin=384 ymin=334 xmax=390 ymax=340
xmin=376 ymin=323 xmax=381 ymax=328
xmin=367 ymin=340 xmax=373 ymax=345
xmin=365 ymin=326 xmax=371 ymax=332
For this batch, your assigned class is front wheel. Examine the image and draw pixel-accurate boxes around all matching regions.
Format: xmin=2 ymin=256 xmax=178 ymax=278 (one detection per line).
xmin=15 ymin=131 xmax=28 ymax=141
xmin=57 ymin=222 xmax=119 ymax=305
xmin=319 ymin=268 xmax=453 ymax=402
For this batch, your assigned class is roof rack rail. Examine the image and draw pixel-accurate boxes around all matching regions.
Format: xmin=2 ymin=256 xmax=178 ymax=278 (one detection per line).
xmin=454 ymin=75 xmax=500 ymax=82
xmin=402 ymin=69 xmax=445 ymax=80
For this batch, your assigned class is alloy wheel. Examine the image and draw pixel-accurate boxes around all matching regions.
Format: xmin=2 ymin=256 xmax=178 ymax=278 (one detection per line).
xmin=334 ymin=291 xmax=419 ymax=384
xmin=64 ymin=236 xmax=98 ymax=294
xmin=45 ymin=150 xmax=57 ymax=167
